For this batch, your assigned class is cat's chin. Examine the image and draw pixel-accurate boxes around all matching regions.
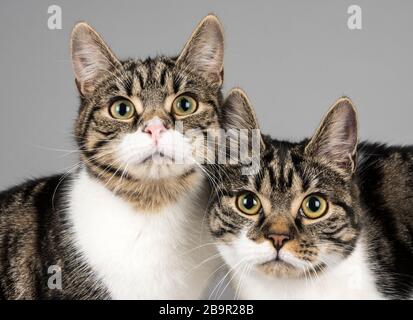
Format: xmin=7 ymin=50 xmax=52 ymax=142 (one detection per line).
xmin=256 ymin=259 xmax=303 ymax=278
xmin=256 ymin=258 xmax=323 ymax=279
xmin=125 ymin=161 xmax=198 ymax=180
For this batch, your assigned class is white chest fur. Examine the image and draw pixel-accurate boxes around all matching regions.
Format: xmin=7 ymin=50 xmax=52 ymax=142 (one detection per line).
xmin=68 ymin=170 xmax=218 ymax=299
xmin=231 ymin=239 xmax=384 ymax=300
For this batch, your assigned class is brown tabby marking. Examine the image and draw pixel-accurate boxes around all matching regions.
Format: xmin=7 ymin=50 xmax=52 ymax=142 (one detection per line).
xmin=71 ymin=16 xmax=225 ymax=211
xmin=0 ymin=15 xmax=225 ymax=299
xmin=208 ymin=89 xmax=413 ymax=298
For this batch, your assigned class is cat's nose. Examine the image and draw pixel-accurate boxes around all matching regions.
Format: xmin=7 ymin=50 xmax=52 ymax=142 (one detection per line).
xmin=144 ymin=118 xmax=166 ymax=144
xmin=266 ymin=233 xmax=290 ymax=250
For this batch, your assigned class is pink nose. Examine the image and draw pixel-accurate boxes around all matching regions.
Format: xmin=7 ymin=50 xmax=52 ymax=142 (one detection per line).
xmin=144 ymin=123 xmax=166 ymax=143
xmin=267 ymin=233 xmax=290 ymax=250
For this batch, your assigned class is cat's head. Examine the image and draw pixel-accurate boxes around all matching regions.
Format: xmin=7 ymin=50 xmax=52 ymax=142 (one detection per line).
xmin=209 ymin=89 xmax=362 ymax=278
xmin=70 ymin=15 xmax=224 ymax=185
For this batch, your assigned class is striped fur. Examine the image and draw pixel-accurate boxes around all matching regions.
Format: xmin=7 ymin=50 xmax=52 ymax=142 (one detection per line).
xmin=0 ymin=15 xmax=225 ymax=299
xmin=209 ymin=90 xmax=413 ymax=299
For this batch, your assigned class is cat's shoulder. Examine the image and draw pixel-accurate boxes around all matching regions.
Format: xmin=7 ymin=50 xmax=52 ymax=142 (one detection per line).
xmin=356 ymin=141 xmax=413 ymax=180
xmin=0 ymin=174 xmax=67 ymax=214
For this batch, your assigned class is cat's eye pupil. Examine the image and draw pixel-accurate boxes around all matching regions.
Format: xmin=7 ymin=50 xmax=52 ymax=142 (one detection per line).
xmin=243 ymin=195 xmax=256 ymax=210
xmin=110 ymin=99 xmax=135 ymax=120
xmin=307 ymin=197 xmax=321 ymax=212
xmin=178 ymin=98 xmax=191 ymax=112
xmin=117 ymin=103 xmax=129 ymax=116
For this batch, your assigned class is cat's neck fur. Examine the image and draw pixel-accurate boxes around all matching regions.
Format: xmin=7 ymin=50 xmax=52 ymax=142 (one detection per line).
xmin=234 ymin=236 xmax=384 ymax=300
xmin=68 ymin=169 xmax=217 ymax=299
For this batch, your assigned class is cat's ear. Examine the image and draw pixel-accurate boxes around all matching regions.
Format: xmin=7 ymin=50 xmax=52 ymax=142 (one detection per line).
xmin=176 ymin=15 xmax=224 ymax=86
xmin=223 ymin=88 xmax=260 ymax=131
xmin=305 ymin=97 xmax=358 ymax=173
xmin=223 ymin=88 xmax=265 ymax=152
xmin=71 ymin=22 xmax=122 ymax=96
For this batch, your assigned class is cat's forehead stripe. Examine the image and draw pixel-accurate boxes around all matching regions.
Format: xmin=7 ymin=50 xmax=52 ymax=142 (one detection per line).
xmin=255 ymin=146 xmax=301 ymax=194
xmin=120 ymin=58 xmax=178 ymax=96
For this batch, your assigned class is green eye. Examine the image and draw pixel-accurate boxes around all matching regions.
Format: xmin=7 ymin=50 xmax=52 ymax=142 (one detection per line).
xmin=301 ymin=195 xmax=328 ymax=219
xmin=110 ymin=99 xmax=135 ymax=120
xmin=172 ymin=95 xmax=197 ymax=116
xmin=236 ymin=192 xmax=262 ymax=215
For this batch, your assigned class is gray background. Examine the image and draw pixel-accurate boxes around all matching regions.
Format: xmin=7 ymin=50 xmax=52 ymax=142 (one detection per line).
xmin=1 ymin=0 xmax=412 ymax=189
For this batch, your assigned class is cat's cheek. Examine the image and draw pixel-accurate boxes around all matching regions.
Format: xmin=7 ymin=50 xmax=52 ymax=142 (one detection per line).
xmin=216 ymin=243 xmax=241 ymax=270
xmin=238 ymin=232 xmax=275 ymax=264
xmin=157 ymin=130 xmax=193 ymax=164
xmin=316 ymin=246 xmax=346 ymax=269
xmin=116 ymin=131 xmax=155 ymax=164
xmin=277 ymin=250 xmax=311 ymax=270
xmin=218 ymin=230 xmax=276 ymax=268
xmin=190 ymin=134 xmax=212 ymax=164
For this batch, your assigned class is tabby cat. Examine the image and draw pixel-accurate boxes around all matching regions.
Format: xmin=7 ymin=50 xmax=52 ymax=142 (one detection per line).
xmin=208 ymin=89 xmax=413 ymax=299
xmin=0 ymin=15 xmax=226 ymax=299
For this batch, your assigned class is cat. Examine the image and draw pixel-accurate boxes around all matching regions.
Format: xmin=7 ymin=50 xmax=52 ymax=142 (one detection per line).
xmin=0 ymin=15 xmax=226 ymax=299
xmin=208 ymin=88 xmax=413 ymax=299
